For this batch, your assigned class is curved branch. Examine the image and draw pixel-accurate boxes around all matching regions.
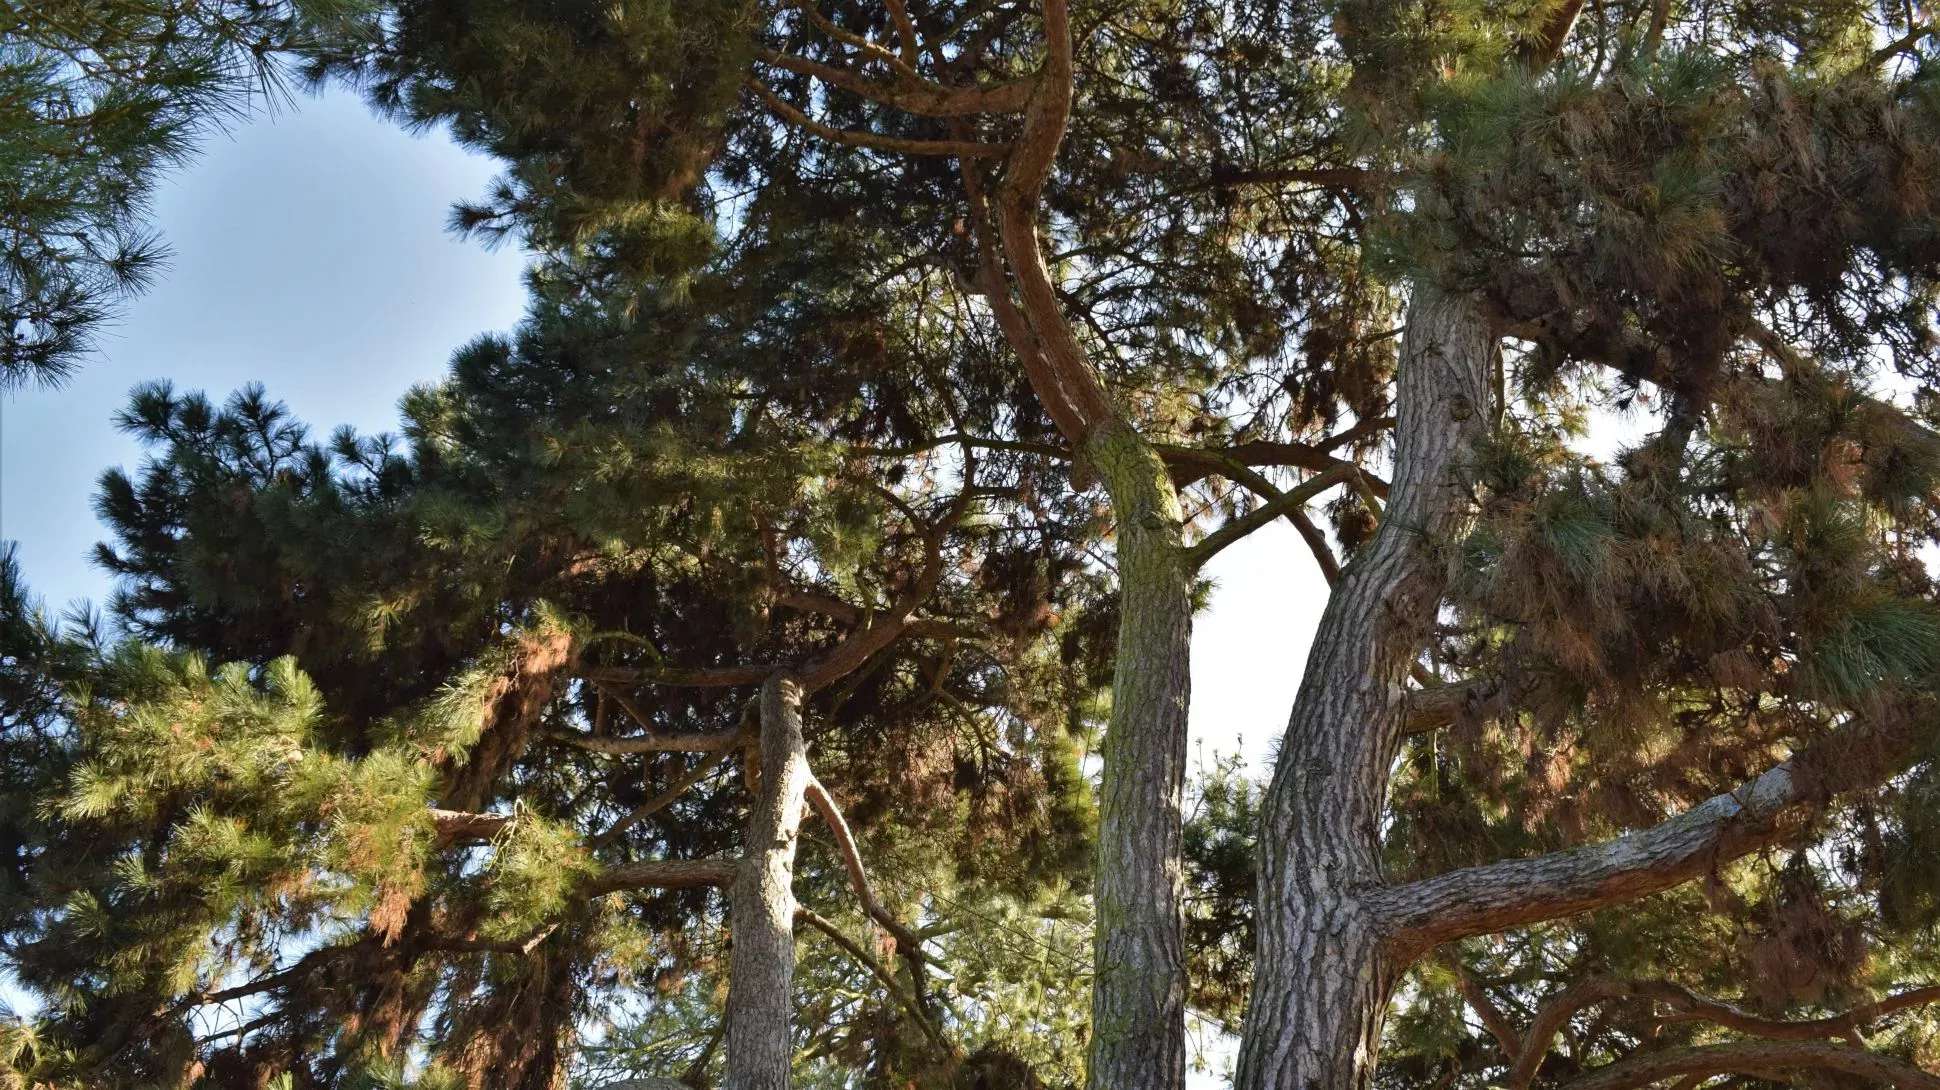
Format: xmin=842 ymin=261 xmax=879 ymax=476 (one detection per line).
xmin=1160 ymin=441 xmax=1388 ymax=495
xmin=1553 ymin=1041 xmax=1940 ymax=1090
xmin=796 ymin=906 xmax=952 ymax=1056
xmin=748 ymin=77 xmax=1008 ymax=157
xmin=1208 ymin=165 xmax=1378 ymax=191
xmin=756 ymin=48 xmax=1032 ymax=116
xmin=987 ymin=0 xmax=1115 ymax=436
xmin=550 ymin=725 xmax=754 ymax=754
xmin=784 ymin=0 xmax=917 ymax=78
xmin=581 ymin=664 xmax=773 ymax=688
xmin=1187 ymin=463 xmax=1356 ymax=569
xmin=1374 ymin=713 xmax=1929 ymax=950
xmin=958 ymin=157 xmax=1090 ymax=441
xmin=804 ymin=777 xmax=936 ymax=1015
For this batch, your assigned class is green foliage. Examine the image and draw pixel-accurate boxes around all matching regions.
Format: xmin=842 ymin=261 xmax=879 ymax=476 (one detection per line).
xmin=0 ymin=0 xmax=370 ymax=385
xmin=9 ymin=0 xmax=1940 ymax=1083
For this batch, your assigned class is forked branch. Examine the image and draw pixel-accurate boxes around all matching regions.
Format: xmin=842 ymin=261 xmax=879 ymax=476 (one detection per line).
xmin=804 ymin=777 xmax=938 ymax=1017
xmin=796 ymin=906 xmax=953 ymax=1056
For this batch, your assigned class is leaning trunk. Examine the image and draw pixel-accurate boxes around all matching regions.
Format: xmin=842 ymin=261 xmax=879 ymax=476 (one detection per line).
xmin=1085 ymin=414 xmax=1194 ymax=1090
xmin=1235 ymin=283 xmax=1493 ymax=1090
xmin=723 ymin=674 xmax=812 ymax=1090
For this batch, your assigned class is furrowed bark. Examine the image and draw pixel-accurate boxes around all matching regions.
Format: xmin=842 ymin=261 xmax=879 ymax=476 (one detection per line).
xmin=1083 ymin=414 xmax=1194 ymax=1090
xmin=723 ymin=674 xmax=812 ymax=1090
xmin=1235 ymin=283 xmax=1494 ymax=1090
xmin=955 ymin=2 xmax=1196 ymax=1078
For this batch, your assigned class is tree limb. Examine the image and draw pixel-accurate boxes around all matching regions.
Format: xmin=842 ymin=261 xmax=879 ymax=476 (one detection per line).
xmin=756 ymin=48 xmax=1032 ymax=116
xmin=748 ymin=77 xmax=1009 ymax=157
xmin=586 ymin=858 xmax=738 ymax=895
xmin=1873 ymin=24 xmax=1937 ymax=65
xmin=580 ymin=664 xmax=774 ymax=688
xmin=784 ymin=0 xmax=917 ymax=79
xmin=1403 ymin=678 xmax=1511 ymax=736
xmin=429 ymin=808 xmax=516 ymax=846
xmin=1511 ymin=978 xmax=1940 ymax=1088
xmin=804 ymin=777 xmax=937 ymax=1017
xmin=590 ymin=747 xmax=737 ymax=850
xmin=1207 ymin=165 xmax=1378 ymax=191
xmin=1519 ymin=0 xmax=1589 ymax=71
xmin=796 ymin=906 xmax=953 ymax=1057
xmin=550 ymin=725 xmax=754 ymax=754
xmin=1287 ymin=505 xmax=1342 ymax=584
xmin=1373 ymin=711 xmax=1930 ymax=949
xmin=1552 ymin=1041 xmax=1940 ymax=1090
xmin=1160 ymin=441 xmax=1389 ymax=496
xmin=1186 ymin=463 xmax=1356 ymax=569
xmin=1444 ymin=954 xmax=1525 ymax=1059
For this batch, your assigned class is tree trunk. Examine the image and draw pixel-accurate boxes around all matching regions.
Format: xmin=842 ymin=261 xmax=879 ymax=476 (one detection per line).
xmin=1084 ymin=415 xmax=1194 ymax=1090
xmin=723 ymin=674 xmax=811 ymax=1090
xmin=1235 ymin=283 xmax=1494 ymax=1090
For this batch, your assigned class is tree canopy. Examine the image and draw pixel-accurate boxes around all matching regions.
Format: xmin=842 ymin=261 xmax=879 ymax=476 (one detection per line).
xmin=3 ymin=0 xmax=1940 ymax=1087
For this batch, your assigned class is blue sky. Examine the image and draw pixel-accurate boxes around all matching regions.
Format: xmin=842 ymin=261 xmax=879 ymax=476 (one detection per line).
xmin=0 ymin=88 xmax=529 ymax=616
xmin=0 ymin=84 xmax=1327 ymax=772
xmin=0 ymin=84 xmax=1324 ymax=1084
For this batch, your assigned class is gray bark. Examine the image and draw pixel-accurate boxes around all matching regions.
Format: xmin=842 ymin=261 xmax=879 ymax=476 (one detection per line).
xmin=723 ymin=674 xmax=811 ymax=1090
xmin=1374 ymin=701 xmax=1933 ymax=949
xmin=1084 ymin=414 xmax=1194 ymax=1090
xmin=1235 ymin=283 xmax=1494 ymax=1090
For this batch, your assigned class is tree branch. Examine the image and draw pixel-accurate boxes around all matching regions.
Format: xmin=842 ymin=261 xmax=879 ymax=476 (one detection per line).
xmin=958 ymin=157 xmax=1092 ymax=441
xmin=784 ymin=0 xmax=917 ymax=78
xmin=1519 ymin=0 xmax=1589 ymax=71
xmin=804 ymin=776 xmax=937 ymax=1016
xmin=988 ymin=0 xmax=1117 ymax=436
xmin=881 ymin=0 xmax=919 ymax=64
xmin=1207 ymin=165 xmax=1378 ymax=191
xmin=1511 ymin=979 xmax=1940 ymax=1087
xmin=1186 ymin=463 xmax=1356 ymax=569
xmin=1373 ymin=712 xmax=1930 ymax=949
xmin=1403 ymin=678 xmax=1511 ymax=736
xmin=1160 ymin=441 xmax=1389 ymax=495
xmin=1873 ymin=24 xmax=1937 ymax=65
xmin=586 ymin=858 xmax=738 ymax=895
xmin=748 ymin=77 xmax=1009 ymax=157
xmin=1502 ymin=314 xmax=1940 ymax=461
xmin=590 ymin=747 xmax=737 ymax=850
xmin=425 ymin=923 xmax=559 ymax=956
xmin=756 ymin=49 xmax=1032 ymax=116
xmin=796 ymin=906 xmax=952 ymax=1056
xmin=429 ymin=808 xmax=516 ymax=846
xmin=550 ymin=725 xmax=754 ymax=754
xmin=1552 ymin=1041 xmax=1940 ymax=1090
xmin=580 ymin=664 xmax=774 ymax=688
xmin=1287 ymin=505 xmax=1342 ymax=584
xmin=1444 ymin=954 xmax=1525 ymax=1059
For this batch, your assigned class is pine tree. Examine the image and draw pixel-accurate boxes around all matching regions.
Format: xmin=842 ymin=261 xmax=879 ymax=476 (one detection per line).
xmin=0 ymin=0 xmax=369 ymax=385
xmin=2 ymin=253 xmax=1110 ymax=1086
xmin=7 ymin=0 xmax=1940 ymax=1086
